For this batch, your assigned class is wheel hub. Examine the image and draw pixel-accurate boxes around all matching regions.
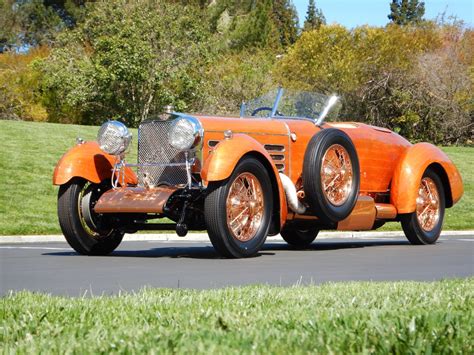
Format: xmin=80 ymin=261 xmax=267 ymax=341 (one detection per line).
xmin=226 ymin=172 xmax=265 ymax=242
xmin=416 ymin=177 xmax=440 ymax=232
xmin=320 ymin=144 xmax=353 ymax=206
xmin=79 ymin=183 xmax=112 ymax=239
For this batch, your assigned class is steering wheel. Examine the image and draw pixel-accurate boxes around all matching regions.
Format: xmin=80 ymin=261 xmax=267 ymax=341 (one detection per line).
xmin=251 ymin=107 xmax=283 ymax=117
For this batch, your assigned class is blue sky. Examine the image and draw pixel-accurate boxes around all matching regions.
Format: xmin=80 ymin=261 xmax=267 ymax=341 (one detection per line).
xmin=293 ymin=0 xmax=473 ymax=28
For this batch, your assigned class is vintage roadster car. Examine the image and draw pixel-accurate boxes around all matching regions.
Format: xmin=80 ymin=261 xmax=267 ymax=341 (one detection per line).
xmin=53 ymin=88 xmax=463 ymax=258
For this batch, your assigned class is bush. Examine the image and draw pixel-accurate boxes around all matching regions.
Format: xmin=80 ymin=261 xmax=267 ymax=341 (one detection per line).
xmin=201 ymin=49 xmax=277 ymax=115
xmin=35 ymin=0 xmax=213 ymax=127
xmin=0 ymin=46 xmax=49 ymax=121
xmin=276 ymin=22 xmax=472 ymax=144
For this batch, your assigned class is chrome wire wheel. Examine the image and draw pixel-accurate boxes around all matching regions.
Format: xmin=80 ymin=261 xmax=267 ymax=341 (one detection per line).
xmin=320 ymin=144 xmax=353 ymax=206
xmin=401 ymin=169 xmax=445 ymax=245
xmin=226 ymin=172 xmax=265 ymax=242
xmin=205 ymin=157 xmax=273 ymax=258
xmin=416 ymin=177 xmax=441 ymax=232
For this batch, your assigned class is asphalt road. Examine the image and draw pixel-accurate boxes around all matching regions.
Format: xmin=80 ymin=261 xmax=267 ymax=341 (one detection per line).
xmin=1 ymin=234 xmax=473 ymax=296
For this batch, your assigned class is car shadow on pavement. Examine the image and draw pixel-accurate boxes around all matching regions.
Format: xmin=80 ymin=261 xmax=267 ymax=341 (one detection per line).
xmin=42 ymin=246 xmax=273 ymax=259
xmin=42 ymin=239 xmax=410 ymax=259
xmin=263 ymin=239 xmax=410 ymax=252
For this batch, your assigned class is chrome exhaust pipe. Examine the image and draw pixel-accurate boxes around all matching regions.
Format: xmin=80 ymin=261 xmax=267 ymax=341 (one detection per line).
xmin=279 ymin=173 xmax=306 ymax=214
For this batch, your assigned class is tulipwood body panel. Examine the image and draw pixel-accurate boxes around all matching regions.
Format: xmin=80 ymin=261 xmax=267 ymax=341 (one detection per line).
xmin=195 ymin=115 xmax=462 ymax=225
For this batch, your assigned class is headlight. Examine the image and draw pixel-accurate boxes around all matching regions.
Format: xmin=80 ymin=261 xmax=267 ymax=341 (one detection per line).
xmin=97 ymin=121 xmax=132 ymax=156
xmin=168 ymin=116 xmax=203 ymax=150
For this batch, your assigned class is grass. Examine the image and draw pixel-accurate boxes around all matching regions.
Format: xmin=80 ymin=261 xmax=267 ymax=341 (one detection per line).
xmin=0 ymin=120 xmax=472 ymax=235
xmin=0 ymin=120 xmax=137 ymax=235
xmin=1 ymin=279 xmax=472 ymax=353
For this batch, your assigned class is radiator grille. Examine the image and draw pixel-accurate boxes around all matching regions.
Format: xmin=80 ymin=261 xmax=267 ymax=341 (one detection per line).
xmin=138 ymin=120 xmax=188 ymax=186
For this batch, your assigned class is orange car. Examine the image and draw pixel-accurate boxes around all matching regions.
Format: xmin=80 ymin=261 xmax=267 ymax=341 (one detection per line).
xmin=53 ymin=88 xmax=463 ymax=258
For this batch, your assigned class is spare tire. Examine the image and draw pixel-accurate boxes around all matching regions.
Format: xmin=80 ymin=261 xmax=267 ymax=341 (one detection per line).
xmin=303 ymin=128 xmax=360 ymax=223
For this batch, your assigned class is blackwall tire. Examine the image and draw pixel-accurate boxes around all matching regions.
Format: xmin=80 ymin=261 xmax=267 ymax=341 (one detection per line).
xmin=303 ymin=128 xmax=360 ymax=223
xmin=57 ymin=178 xmax=124 ymax=255
xmin=204 ymin=157 xmax=273 ymax=258
xmin=280 ymin=226 xmax=319 ymax=248
xmin=401 ymin=169 xmax=445 ymax=245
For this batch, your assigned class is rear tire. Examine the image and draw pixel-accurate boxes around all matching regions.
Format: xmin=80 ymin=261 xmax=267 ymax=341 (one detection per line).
xmin=401 ymin=169 xmax=445 ymax=245
xmin=281 ymin=226 xmax=319 ymax=248
xmin=205 ymin=157 xmax=273 ymax=258
xmin=58 ymin=178 xmax=124 ymax=255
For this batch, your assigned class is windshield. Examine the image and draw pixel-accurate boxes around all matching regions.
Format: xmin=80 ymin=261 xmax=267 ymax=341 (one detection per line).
xmin=242 ymin=88 xmax=341 ymax=121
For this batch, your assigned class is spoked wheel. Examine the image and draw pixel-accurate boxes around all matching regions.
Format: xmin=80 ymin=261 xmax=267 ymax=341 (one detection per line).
xmin=401 ymin=169 xmax=445 ymax=245
xmin=205 ymin=157 xmax=273 ymax=258
xmin=280 ymin=226 xmax=319 ymax=248
xmin=58 ymin=178 xmax=124 ymax=255
xmin=303 ymin=128 xmax=360 ymax=223
xmin=320 ymin=144 xmax=353 ymax=206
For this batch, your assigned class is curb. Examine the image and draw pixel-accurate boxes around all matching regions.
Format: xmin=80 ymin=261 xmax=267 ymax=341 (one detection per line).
xmin=0 ymin=230 xmax=473 ymax=244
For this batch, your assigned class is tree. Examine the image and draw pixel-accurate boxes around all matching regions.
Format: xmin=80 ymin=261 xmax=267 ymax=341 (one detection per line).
xmin=211 ymin=0 xmax=299 ymax=49
xmin=0 ymin=0 xmax=17 ymax=52
xmin=36 ymin=0 xmax=213 ymax=126
xmin=0 ymin=0 xmax=92 ymax=50
xmin=228 ymin=0 xmax=279 ymax=49
xmin=16 ymin=0 xmax=63 ymax=46
xmin=303 ymin=0 xmax=325 ymax=31
xmin=388 ymin=0 xmax=425 ymax=25
xmin=272 ymin=0 xmax=299 ymax=46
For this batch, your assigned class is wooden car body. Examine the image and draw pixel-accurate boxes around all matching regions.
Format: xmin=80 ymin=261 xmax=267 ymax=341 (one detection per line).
xmin=53 ymin=89 xmax=463 ymax=257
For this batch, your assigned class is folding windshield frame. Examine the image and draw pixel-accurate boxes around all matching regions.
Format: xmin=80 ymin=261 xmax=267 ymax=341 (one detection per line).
xmin=239 ymin=87 xmax=338 ymax=125
xmin=239 ymin=87 xmax=311 ymax=120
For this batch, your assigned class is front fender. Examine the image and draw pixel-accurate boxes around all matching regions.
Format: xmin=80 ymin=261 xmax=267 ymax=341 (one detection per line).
xmin=390 ymin=143 xmax=463 ymax=213
xmin=53 ymin=141 xmax=138 ymax=186
xmin=201 ymin=134 xmax=288 ymax=228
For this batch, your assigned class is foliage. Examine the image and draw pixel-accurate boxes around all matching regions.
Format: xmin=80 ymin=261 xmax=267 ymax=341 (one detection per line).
xmin=388 ymin=0 xmax=425 ymax=26
xmin=202 ymin=49 xmax=277 ymax=115
xmin=227 ymin=0 xmax=279 ymax=50
xmin=210 ymin=0 xmax=299 ymax=50
xmin=303 ymin=0 xmax=325 ymax=32
xmin=0 ymin=46 xmax=49 ymax=121
xmin=1 ymin=120 xmax=472 ymax=235
xmin=0 ymin=0 xmax=17 ymax=52
xmin=271 ymin=0 xmax=299 ymax=46
xmin=0 ymin=0 xmax=91 ymax=50
xmin=276 ymin=23 xmax=472 ymax=144
xmin=15 ymin=0 xmax=64 ymax=46
xmin=35 ymin=0 xmax=213 ymax=126
xmin=0 ymin=1 xmax=471 ymax=145
xmin=2 ymin=279 xmax=473 ymax=353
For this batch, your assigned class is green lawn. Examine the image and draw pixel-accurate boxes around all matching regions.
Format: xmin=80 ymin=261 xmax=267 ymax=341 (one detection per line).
xmin=1 ymin=279 xmax=472 ymax=353
xmin=0 ymin=120 xmax=472 ymax=235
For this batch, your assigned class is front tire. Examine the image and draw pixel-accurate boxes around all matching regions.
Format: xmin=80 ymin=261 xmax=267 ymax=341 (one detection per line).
xmin=281 ymin=226 xmax=319 ymax=248
xmin=401 ymin=169 xmax=445 ymax=245
xmin=205 ymin=157 xmax=273 ymax=258
xmin=58 ymin=178 xmax=124 ymax=255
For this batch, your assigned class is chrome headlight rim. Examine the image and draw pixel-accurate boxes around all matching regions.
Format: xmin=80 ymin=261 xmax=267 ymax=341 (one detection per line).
xmin=168 ymin=116 xmax=203 ymax=151
xmin=97 ymin=120 xmax=132 ymax=156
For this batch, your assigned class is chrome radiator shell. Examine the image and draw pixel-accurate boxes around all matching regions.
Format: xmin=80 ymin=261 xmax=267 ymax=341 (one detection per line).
xmin=137 ymin=120 xmax=189 ymax=187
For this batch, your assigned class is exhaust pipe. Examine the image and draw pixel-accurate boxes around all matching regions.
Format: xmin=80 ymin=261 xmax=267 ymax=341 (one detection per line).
xmin=279 ymin=173 xmax=306 ymax=214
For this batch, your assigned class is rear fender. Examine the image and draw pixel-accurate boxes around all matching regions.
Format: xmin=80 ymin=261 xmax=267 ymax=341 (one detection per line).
xmin=390 ymin=143 xmax=463 ymax=213
xmin=201 ymin=134 xmax=288 ymax=228
xmin=53 ymin=141 xmax=138 ymax=186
